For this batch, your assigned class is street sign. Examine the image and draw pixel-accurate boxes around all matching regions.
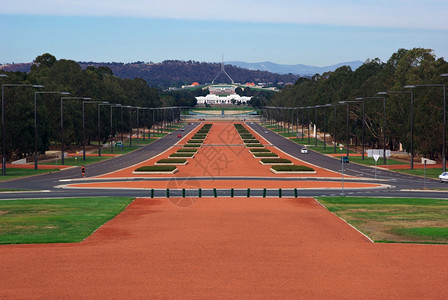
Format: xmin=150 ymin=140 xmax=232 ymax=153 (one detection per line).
xmin=373 ymin=154 xmax=380 ymax=162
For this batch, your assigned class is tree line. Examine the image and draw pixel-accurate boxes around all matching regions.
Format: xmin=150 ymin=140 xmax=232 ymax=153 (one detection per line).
xmin=0 ymin=53 xmax=194 ymax=161
xmin=264 ymin=48 xmax=448 ymax=160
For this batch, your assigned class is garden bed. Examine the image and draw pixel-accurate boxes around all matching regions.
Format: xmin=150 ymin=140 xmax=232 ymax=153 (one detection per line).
xmin=170 ymin=153 xmax=195 ymax=158
xmin=260 ymin=158 xmax=292 ymax=165
xmin=183 ymin=144 xmax=202 ymax=148
xmin=270 ymin=165 xmax=316 ymax=173
xmin=245 ymin=143 xmax=263 ymax=148
xmin=249 ymin=148 xmax=271 ymax=153
xmin=177 ymin=148 xmax=198 ymax=153
xmin=253 ymin=153 xmax=279 ymax=158
xmin=155 ymin=158 xmax=188 ymax=165
xmin=133 ymin=165 xmax=178 ymax=174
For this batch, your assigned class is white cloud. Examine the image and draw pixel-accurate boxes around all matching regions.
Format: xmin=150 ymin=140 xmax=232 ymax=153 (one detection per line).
xmin=1 ymin=0 xmax=447 ymax=30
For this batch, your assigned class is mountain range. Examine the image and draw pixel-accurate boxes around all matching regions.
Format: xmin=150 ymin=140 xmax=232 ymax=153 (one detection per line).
xmin=1 ymin=59 xmax=364 ymax=88
xmin=227 ymin=60 xmax=364 ymax=76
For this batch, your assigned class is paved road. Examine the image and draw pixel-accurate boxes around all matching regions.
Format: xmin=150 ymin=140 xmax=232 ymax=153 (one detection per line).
xmin=0 ymin=121 xmax=446 ymax=200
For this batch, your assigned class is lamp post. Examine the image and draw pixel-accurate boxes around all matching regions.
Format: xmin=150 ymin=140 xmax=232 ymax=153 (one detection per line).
xmin=356 ymin=96 xmax=386 ymax=164
xmin=2 ymin=83 xmax=44 ymax=175
xmin=61 ymin=97 xmax=90 ymax=165
xmin=82 ymin=100 xmax=106 ymax=161
xmin=404 ymin=83 xmax=446 ymax=172
xmin=378 ymin=90 xmax=414 ymax=169
xmin=97 ymin=102 xmax=110 ymax=157
xmin=34 ymin=91 xmax=70 ymax=169
xmin=338 ymin=101 xmax=350 ymax=157
xmin=110 ymin=104 xmax=121 ymax=153
xmin=315 ymin=104 xmax=332 ymax=151
xmin=341 ymin=100 xmax=365 ymax=160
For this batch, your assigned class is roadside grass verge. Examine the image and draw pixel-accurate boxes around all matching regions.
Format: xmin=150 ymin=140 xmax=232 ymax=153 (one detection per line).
xmin=0 ymin=168 xmax=60 ymax=181
xmin=44 ymin=156 xmax=111 ymax=166
xmin=348 ymin=156 xmax=406 ymax=166
xmin=0 ymin=197 xmax=134 ymax=244
xmin=316 ymin=197 xmax=448 ymax=244
xmin=398 ymin=168 xmax=443 ymax=180
xmin=92 ymin=145 xmax=141 ymax=155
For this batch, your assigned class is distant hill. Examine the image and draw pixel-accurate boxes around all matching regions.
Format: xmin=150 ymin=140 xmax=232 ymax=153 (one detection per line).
xmin=227 ymin=61 xmax=364 ymax=76
xmin=0 ymin=60 xmax=299 ymax=89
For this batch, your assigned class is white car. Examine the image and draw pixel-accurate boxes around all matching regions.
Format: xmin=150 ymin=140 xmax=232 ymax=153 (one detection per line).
xmin=301 ymin=148 xmax=308 ymax=154
xmin=439 ymin=172 xmax=448 ymax=183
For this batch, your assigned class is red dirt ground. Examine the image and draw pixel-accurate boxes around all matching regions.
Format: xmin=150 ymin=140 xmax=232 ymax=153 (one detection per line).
xmin=67 ymin=121 xmax=379 ymax=190
xmin=96 ymin=122 xmax=352 ymax=179
xmin=1 ymin=197 xmax=446 ymax=298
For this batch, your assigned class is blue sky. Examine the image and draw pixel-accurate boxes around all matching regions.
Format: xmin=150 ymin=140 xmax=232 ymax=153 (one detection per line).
xmin=1 ymin=0 xmax=447 ymax=66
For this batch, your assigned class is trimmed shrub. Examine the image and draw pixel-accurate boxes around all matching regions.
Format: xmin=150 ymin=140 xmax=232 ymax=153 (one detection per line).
xmin=170 ymin=153 xmax=194 ymax=157
xmin=261 ymin=158 xmax=291 ymax=163
xmin=134 ymin=166 xmax=176 ymax=172
xmin=249 ymin=148 xmax=271 ymax=153
xmin=253 ymin=153 xmax=278 ymax=157
xmin=156 ymin=159 xmax=187 ymax=164
xmin=177 ymin=148 xmax=198 ymax=152
xmin=271 ymin=165 xmax=315 ymax=172
xmin=243 ymin=139 xmax=259 ymax=144
xmin=188 ymin=139 xmax=204 ymax=144
xmin=240 ymin=134 xmax=254 ymax=139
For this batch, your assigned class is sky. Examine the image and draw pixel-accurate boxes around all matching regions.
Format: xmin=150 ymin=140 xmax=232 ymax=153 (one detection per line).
xmin=1 ymin=0 xmax=447 ymax=66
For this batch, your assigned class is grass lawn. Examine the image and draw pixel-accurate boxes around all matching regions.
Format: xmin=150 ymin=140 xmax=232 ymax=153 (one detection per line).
xmin=348 ymin=156 xmax=406 ymax=166
xmin=317 ymin=197 xmax=448 ymax=244
xmin=399 ymin=168 xmax=443 ymax=180
xmin=44 ymin=156 xmax=111 ymax=166
xmin=0 ymin=197 xmax=134 ymax=244
xmin=93 ymin=145 xmax=141 ymax=155
xmin=0 ymin=168 xmax=60 ymax=181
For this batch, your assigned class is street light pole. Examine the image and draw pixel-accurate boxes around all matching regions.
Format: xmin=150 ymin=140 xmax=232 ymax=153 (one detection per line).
xmin=356 ymin=96 xmax=386 ymax=164
xmin=2 ymin=83 xmax=43 ymax=175
xmin=61 ymin=97 xmax=89 ymax=165
xmin=378 ymin=91 xmax=414 ymax=169
xmin=97 ymin=103 xmax=110 ymax=157
xmin=110 ymin=104 xmax=121 ymax=153
xmin=34 ymin=91 xmax=70 ymax=169
xmin=405 ymin=83 xmax=446 ymax=172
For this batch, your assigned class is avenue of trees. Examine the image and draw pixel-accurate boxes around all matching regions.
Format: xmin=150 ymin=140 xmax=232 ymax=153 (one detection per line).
xmin=267 ymin=48 xmax=448 ymax=160
xmin=0 ymin=53 xmax=195 ymax=161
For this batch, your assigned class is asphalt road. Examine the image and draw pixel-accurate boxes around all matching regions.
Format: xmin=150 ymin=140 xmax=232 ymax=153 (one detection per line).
xmin=0 ymin=121 xmax=446 ymax=200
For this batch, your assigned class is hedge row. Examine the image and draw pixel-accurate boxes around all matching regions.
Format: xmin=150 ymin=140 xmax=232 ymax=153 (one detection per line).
xmin=177 ymin=148 xmax=198 ymax=152
xmin=249 ymin=148 xmax=271 ymax=153
xmin=253 ymin=153 xmax=279 ymax=158
xmin=271 ymin=165 xmax=315 ymax=172
xmin=157 ymin=158 xmax=187 ymax=164
xmin=170 ymin=153 xmax=194 ymax=158
xmin=135 ymin=165 xmax=177 ymax=172
xmin=261 ymin=158 xmax=291 ymax=163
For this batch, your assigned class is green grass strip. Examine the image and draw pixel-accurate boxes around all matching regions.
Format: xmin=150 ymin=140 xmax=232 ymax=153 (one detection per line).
xmin=0 ymin=197 xmax=133 ymax=244
xmin=183 ymin=144 xmax=201 ymax=148
xmin=261 ymin=158 xmax=292 ymax=164
xmin=0 ymin=168 xmax=60 ymax=181
xmin=317 ymin=197 xmax=448 ymax=244
xmin=246 ymin=143 xmax=263 ymax=147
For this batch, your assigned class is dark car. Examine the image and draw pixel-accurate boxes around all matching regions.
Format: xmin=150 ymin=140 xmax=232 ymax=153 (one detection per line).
xmin=340 ymin=156 xmax=349 ymax=163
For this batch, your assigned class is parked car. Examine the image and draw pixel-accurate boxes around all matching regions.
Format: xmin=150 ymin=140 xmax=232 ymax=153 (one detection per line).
xmin=114 ymin=141 xmax=123 ymax=147
xmin=301 ymin=148 xmax=308 ymax=154
xmin=340 ymin=156 xmax=349 ymax=163
xmin=439 ymin=172 xmax=448 ymax=183
xmin=180 ymin=128 xmax=185 ymax=131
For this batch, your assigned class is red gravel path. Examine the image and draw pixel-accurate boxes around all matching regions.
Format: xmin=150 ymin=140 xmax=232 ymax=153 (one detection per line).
xmin=1 ymin=197 xmax=446 ymax=298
